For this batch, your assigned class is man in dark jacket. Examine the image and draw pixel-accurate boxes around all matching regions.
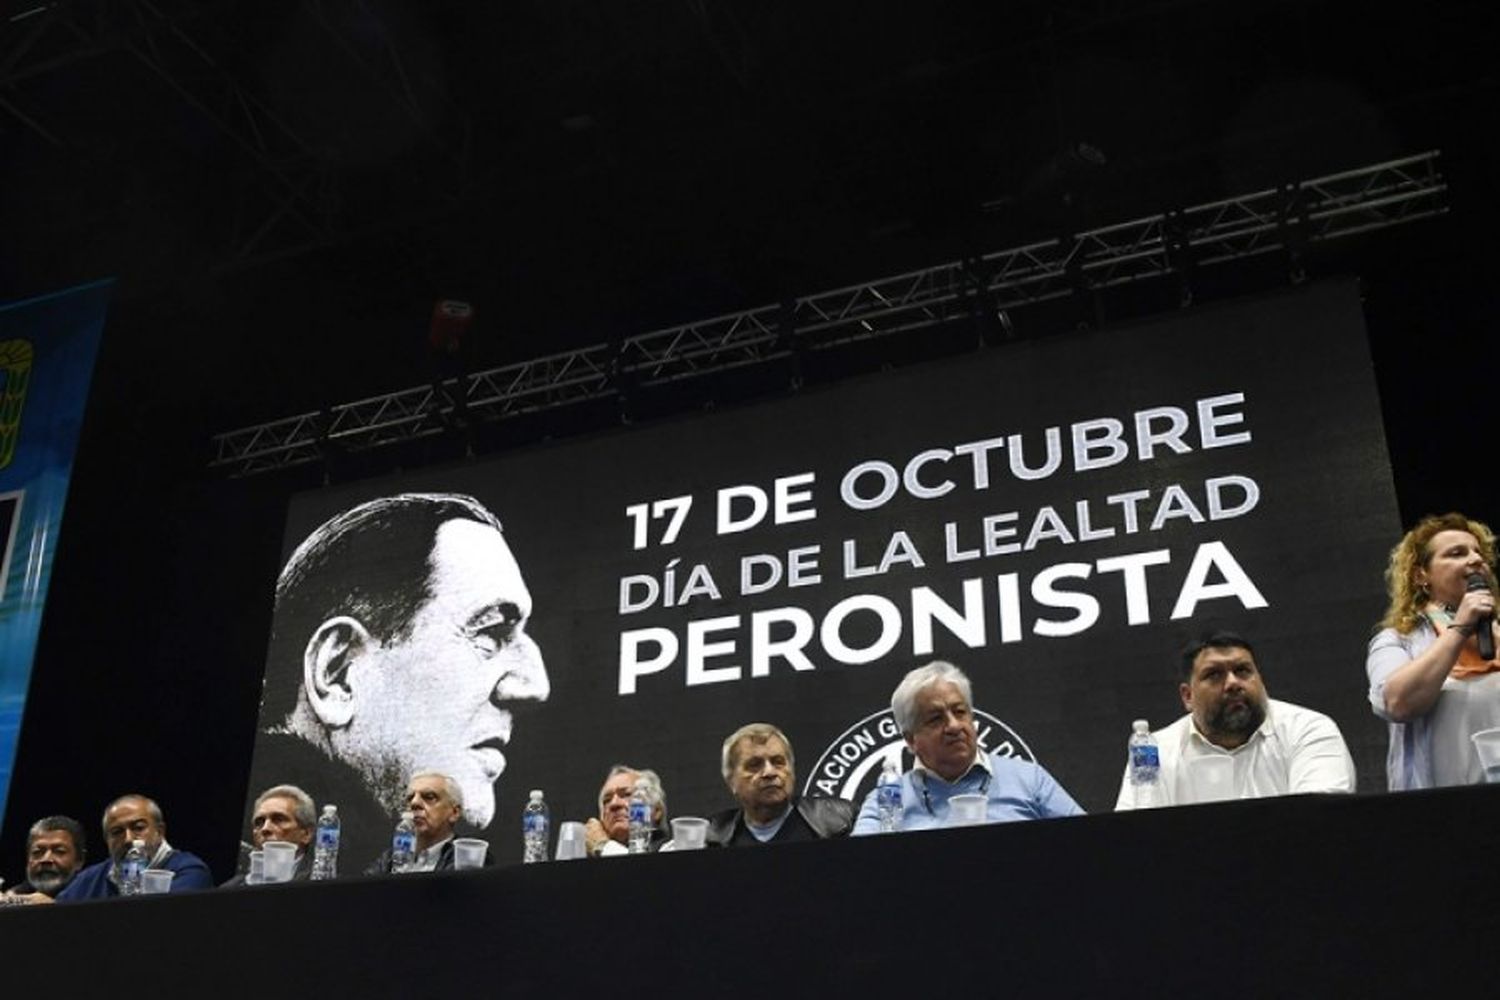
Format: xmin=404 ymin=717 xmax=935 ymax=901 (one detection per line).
xmin=707 ymin=723 xmax=854 ymax=846
xmin=223 ymin=784 xmax=317 ymax=886
xmin=366 ymin=772 xmax=492 ymax=874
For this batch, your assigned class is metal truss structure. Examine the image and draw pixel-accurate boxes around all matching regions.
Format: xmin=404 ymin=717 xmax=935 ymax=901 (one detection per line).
xmin=210 ymin=151 xmax=1447 ymax=476
xmin=0 ymin=0 xmax=469 ymax=269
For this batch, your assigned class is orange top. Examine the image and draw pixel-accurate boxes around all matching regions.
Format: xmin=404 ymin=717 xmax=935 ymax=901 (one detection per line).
xmin=1431 ymin=616 xmax=1500 ymax=677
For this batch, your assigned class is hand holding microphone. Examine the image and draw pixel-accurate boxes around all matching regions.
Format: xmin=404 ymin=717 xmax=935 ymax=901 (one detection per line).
xmin=1465 ymin=572 xmax=1496 ymax=661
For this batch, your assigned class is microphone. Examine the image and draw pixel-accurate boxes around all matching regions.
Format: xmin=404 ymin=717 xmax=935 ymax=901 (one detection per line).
xmin=1467 ymin=572 xmax=1496 ymax=660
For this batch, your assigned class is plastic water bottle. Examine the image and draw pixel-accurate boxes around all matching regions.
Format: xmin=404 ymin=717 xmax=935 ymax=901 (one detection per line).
xmin=876 ymin=758 xmax=903 ymax=832
xmin=311 ymin=804 xmax=340 ymax=881
xmin=1128 ymin=719 xmax=1163 ymax=808
xmin=118 ymin=839 xmax=148 ymax=895
xmin=627 ymin=778 xmax=652 ymax=854
xmin=522 ymin=789 xmax=549 ymax=863
xmin=390 ymin=811 xmax=417 ymax=873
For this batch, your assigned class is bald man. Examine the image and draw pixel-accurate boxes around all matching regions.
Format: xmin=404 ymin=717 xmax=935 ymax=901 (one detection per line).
xmin=56 ymin=794 xmax=213 ymax=901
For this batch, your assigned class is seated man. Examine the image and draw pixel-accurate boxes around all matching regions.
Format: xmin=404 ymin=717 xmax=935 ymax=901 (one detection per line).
xmin=853 ymin=662 xmax=1084 ymax=834
xmin=707 ymin=723 xmax=854 ymax=845
xmin=585 ymin=766 xmax=670 ymax=856
xmin=366 ymin=772 xmax=490 ymax=873
xmin=56 ymin=795 xmax=213 ymax=900
xmin=1115 ymin=631 xmax=1356 ymax=809
xmin=224 ymin=784 xmax=317 ymax=886
xmin=3 ymin=816 xmax=87 ymax=902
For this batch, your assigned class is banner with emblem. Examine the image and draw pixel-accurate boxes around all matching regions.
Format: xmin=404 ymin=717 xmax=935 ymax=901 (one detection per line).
xmin=246 ymin=279 xmax=1400 ymax=867
xmin=0 ymin=280 xmax=111 ymax=823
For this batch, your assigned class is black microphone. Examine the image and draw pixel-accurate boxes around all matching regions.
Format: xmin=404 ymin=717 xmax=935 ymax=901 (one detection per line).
xmin=1467 ymin=572 xmax=1495 ymax=660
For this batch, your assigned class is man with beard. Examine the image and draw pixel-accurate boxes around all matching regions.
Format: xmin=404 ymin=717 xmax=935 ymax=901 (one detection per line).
xmin=1115 ymin=631 xmax=1356 ymax=809
xmin=852 ymin=664 xmax=1083 ymax=834
xmin=3 ymin=816 xmax=86 ymax=901
xmin=707 ymin=724 xmax=855 ymax=846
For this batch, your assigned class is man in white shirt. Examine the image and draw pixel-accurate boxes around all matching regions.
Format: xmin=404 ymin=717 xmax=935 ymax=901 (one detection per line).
xmin=1116 ymin=632 xmax=1356 ymax=809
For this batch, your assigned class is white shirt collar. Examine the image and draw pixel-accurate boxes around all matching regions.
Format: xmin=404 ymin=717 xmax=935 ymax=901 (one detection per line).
xmin=1187 ymin=704 xmax=1276 ymax=755
xmin=409 ymin=836 xmax=453 ymax=872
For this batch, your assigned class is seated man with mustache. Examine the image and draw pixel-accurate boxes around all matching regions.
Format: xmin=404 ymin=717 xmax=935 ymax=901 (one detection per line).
xmin=3 ymin=816 xmax=87 ymax=902
xmin=1115 ymin=631 xmax=1356 ymax=809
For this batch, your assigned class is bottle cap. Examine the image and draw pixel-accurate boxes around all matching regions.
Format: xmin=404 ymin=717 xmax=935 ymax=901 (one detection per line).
xmin=1132 ymin=719 xmax=1150 ymax=733
xmin=528 ymin=789 xmax=544 ymax=800
xmin=401 ymin=810 xmax=414 ymax=821
xmin=132 ymin=838 xmax=145 ymax=849
xmin=322 ymin=804 xmax=337 ymax=815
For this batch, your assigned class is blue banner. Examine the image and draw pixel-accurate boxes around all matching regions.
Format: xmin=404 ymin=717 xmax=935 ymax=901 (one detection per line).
xmin=0 ymin=280 xmax=110 ymax=823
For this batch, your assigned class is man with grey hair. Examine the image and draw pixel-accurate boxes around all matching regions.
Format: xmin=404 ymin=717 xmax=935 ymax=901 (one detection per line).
xmin=224 ymin=784 xmax=318 ymax=886
xmin=707 ymin=723 xmax=855 ymax=846
xmin=56 ymin=794 xmax=213 ymax=900
xmin=366 ymin=771 xmax=490 ymax=873
xmin=585 ymin=765 xmax=670 ymax=856
xmin=3 ymin=816 xmax=86 ymax=901
xmin=852 ymin=662 xmax=1083 ymax=834
xmin=246 ymin=492 xmax=550 ymax=869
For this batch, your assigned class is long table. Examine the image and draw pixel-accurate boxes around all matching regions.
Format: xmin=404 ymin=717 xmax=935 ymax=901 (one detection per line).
xmin=6 ymin=785 xmax=1496 ymax=998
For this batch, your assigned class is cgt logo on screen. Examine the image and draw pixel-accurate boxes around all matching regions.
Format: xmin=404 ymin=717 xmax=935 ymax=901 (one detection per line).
xmin=805 ymin=708 xmax=1034 ymax=803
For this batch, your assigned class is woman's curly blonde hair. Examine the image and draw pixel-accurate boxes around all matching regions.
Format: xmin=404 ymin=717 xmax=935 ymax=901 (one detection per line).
xmin=1380 ymin=512 xmax=1497 ymax=634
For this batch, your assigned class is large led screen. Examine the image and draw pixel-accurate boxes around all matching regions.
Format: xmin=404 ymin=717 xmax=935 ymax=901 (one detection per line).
xmin=245 ymin=280 xmax=1400 ymax=867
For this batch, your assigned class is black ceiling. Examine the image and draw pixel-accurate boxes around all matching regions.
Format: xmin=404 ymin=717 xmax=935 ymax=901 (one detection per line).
xmin=1 ymin=0 xmax=1496 ymax=437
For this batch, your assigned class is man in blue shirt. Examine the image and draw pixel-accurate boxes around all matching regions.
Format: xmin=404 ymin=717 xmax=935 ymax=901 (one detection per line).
xmin=55 ymin=794 xmax=214 ymax=900
xmin=852 ymin=662 xmax=1083 ymax=834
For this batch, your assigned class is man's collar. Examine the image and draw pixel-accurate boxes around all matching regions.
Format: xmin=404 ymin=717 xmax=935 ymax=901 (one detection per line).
xmin=416 ymin=835 xmax=454 ymax=863
xmin=912 ymin=748 xmax=992 ymax=783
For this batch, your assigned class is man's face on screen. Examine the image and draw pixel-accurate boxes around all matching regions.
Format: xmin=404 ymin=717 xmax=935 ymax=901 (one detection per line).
xmin=343 ymin=518 xmax=550 ymax=827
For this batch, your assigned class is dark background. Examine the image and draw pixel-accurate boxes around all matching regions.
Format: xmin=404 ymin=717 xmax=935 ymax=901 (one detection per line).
xmin=0 ymin=0 xmax=1495 ymax=881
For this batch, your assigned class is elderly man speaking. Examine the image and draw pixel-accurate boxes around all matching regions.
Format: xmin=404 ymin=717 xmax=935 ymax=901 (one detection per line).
xmin=853 ymin=662 xmax=1083 ymax=834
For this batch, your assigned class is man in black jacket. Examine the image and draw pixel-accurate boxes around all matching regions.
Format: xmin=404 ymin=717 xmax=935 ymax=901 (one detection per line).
xmin=223 ymin=784 xmax=316 ymax=886
xmin=707 ymin=723 xmax=854 ymax=846
xmin=366 ymin=772 xmax=491 ymax=874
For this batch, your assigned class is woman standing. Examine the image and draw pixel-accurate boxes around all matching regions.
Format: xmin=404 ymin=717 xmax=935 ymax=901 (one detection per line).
xmin=1368 ymin=513 xmax=1500 ymax=789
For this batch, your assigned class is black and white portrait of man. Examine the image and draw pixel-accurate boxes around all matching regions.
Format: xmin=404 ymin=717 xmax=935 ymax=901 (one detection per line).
xmin=246 ymin=492 xmax=549 ymax=866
